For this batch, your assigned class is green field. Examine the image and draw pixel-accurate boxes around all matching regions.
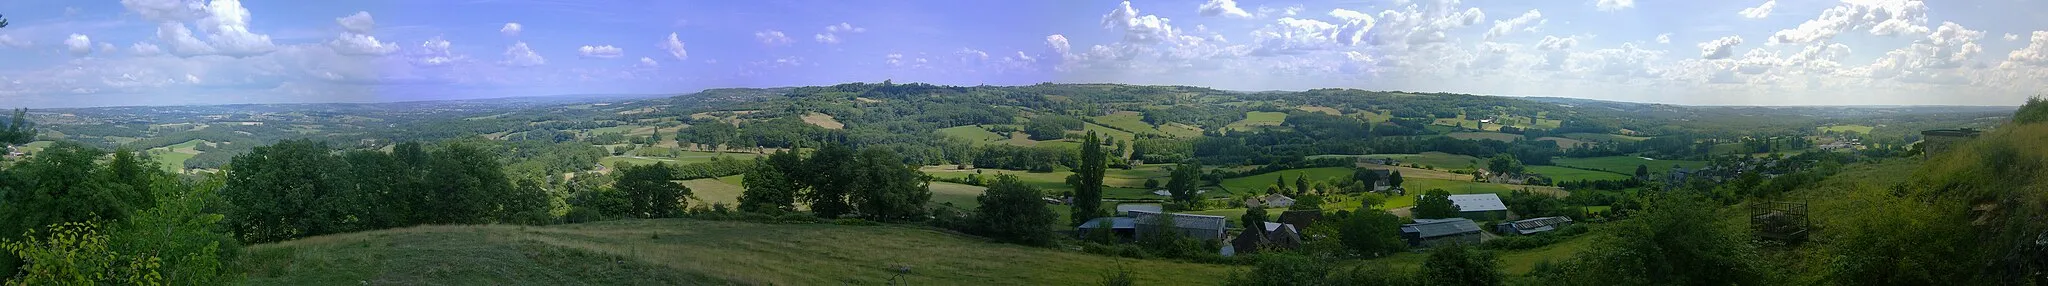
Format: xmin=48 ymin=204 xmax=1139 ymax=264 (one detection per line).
xmin=1447 ymin=132 xmax=1525 ymax=142
xmin=243 ymin=219 xmax=1233 ymax=285
xmin=1077 ymin=122 xmax=1136 ymax=145
xmin=151 ymin=151 xmax=196 ymax=172
xmin=1554 ymin=156 xmax=1709 ymax=175
xmin=1367 ymin=227 xmax=1600 ymax=276
xmin=1091 ymin=111 xmax=1164 ymax=136
xmin=1527 ymin=165 xmax=1630 ymax=181
xmin=681 ymin=176 xmax=748 ymax=206
xmin=1225 ymin=111 xmax=1288 ymax=131
xmin=1558 ymin=133 xmax=1649 ymax=142
xmin=929 ymin=181 xmax=989 ymax=209
xmin=1218 ymin=167 xmax=1353 ymax=194
xmin=1157 ymin=123 xmax=1204 ymax=138
xmin=938 ymin=125 xmax=1010 ymax=145
xmin=1818 ymin=124 xmax=1875 ymax=134
xmin=600 ymin=151 xmax=761 ymax=169
xmin=1375 ymin=178 xmax=1522 ymax=209
xmin=1344 ymin=152 xmax=1483 ymax=170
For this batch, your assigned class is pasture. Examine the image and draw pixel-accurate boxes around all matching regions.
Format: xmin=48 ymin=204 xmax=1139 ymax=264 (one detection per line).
xmin=1526 ymin=165 xmax=1631 ymax=181
xmin=1554 ymin=156 xmax=1709 ymax=176
xmin=1447 ymin=132 xmax=1524 ymax=142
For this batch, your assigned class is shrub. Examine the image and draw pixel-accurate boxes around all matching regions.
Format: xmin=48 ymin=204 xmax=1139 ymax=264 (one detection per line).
xmin=832 ymin=218 xmax=880 ymax=226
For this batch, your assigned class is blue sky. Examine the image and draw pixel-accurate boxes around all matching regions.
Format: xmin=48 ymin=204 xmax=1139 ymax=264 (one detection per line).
xmin=2 ymin=0 xmax=2047 ymax=107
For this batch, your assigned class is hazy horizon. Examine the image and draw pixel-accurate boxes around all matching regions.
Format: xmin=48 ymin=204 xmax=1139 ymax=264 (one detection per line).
xmin=4 ymin=0 xmax=2048 ymax=107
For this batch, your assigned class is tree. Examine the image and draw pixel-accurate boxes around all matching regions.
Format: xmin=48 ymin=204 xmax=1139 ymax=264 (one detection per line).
xmin=1294 ymin=174 xmax=1310 ymax=197
xmin=848 ymin=148 xmax=931 ymax=221
xmin=1420 ymin=243 xmax=1505 ymax=286
xmin=1633 ymin=164 xmax=1650 ymax=180
xmin=615 ymin=162 xmax=689 ymax=218
xmin=1071 ymin=132 xmax=1108 ymax=226
xmin=1165 ymin=161 xmax=1203 ymax=207
xmin=1413 ymin=189 xmax=1461 ymax=219
xmin=1290 ymin=194 xmax=1323 ymax=211
xmin=1487 ymin=153 xmax=1524 ymax=175
xmin=1502 ymin=189 xmax=1565 ymax=218
xmin=1353 ymin=168 xmax=1382 ymax=189
xmin=1337 ymin=207 xmax=1407 ymax=257
xmin=424 ymin=142 xmax=521 ymax=224
xmin=1388 ymin=170 xmax=1405 ymax=189
xmin=1540 ymin=192 xmax=1765 ymax=285
xmin=739 ymin=159 xmax=798 ymax=214
xmin=221 ymin=139 xmax=350 ymax=243
xmin=1144 ymin=178 xmax=1159 ymax=189
xmin=1242 ymin=205 xmax=1269 ymax=230
xmin=804 ymin=143 xmax=856 ymax=218
xmin=1274 ymin=174 xmax=1289 ymax=194
xmin=2018 ymin=95 xmax=2048 ymax=124
xmin=0 ymin=108 xmax=36 ymax=145
xmin=974 ymin=175 xmax=1057 ymax=246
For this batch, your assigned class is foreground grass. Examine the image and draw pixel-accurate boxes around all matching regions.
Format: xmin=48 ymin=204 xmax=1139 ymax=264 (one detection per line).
xmin=245 ymin=219 xmax=1233 ymax=285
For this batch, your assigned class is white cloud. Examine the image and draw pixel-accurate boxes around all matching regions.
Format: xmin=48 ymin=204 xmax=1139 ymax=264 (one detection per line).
xmin=887 ymin=53 xmax=905 ymax=67
xmin=131 ymin=42 xmax=164 ymax=56
xmin=660 ymin=33 xmax=688 ymax=61
xmin=1198 ymin=0 xmax=1252 ymax=18
xmin=336 ymin=11 xmax=375 ymax=34
xmin=329 ymin=34 xmax=397 ymax=56
xmin=756 ymin=30 xmax=793 ymax=46
xmin=1699 ymin=35 xmax=1743 ymax=59
xmin=1596 ymin=0 xmax=1634 ymax=12
xmin=1101 ymin=1 xmax=1196 ymax=45
xmin=1367 ymin=0 xmax=1487 ymax=47
xmin=1656 ymin=33 xmax=1672 ymax=44
xmin=119 ymin=0 xmax=206 ymax=22
xmin=578 ymin=45 xmax=624 ymax=59
xmin=128 ymin=0 xmax=277 ymax=57
xmin=501 ymin=23 xmax=523 ymax=37
xmin=66 ymin=34 xmax=94 ymax=56
xmin=1536 ymin=35 xmax=1577 ymax=50
xmin=1770 ymin=0 xmax=1929 ymax=44
xmin=99 ymin=43 xmax=117 ymax=54
xmin=1484 ymin=10 xmax=1543 ymax=41
xmin=502 ymin=42 xmax=545 ymax=67
xmin=816 ymin=23 xmax=864 ymax=44
xmin=1739 ymin=0 xmax=1775 ymax=19
xmin=0 ymin=34 xmax=30 ymax=48
xmin=410 ymin=37 xmax=462 ymax=66
xmin=638 ymin=57 xmax=658 ymax=67
xmin=1047 ymin=34 xmax=1071 ymax=55
xmin=192 ymin=0 xmax=277 ymax=56
xmin=2006 ymin=31 xmax=2048 ymax=68
xmin=2007 ymin=33 xmax=2021 ymax=41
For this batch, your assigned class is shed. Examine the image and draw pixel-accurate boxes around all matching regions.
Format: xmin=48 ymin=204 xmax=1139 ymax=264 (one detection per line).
xmin=1401 ymin=218 xmax=1484 ymax=248
xmin=1115 ymin=203 xmax=1163 ymax=215
xmin=1448 ymin=194 xmax=1508 ymax=220
xmin=1495 ymin=216 xmax=1573 ymax=235
xmin=1129 ymin=210 xmax=1228 ymax=242
xmin=1075 ymin=217 xmax=1138 ymax=241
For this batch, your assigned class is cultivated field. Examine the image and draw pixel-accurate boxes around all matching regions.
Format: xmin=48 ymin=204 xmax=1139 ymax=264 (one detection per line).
xmin=1554 ymin=156 xmax=1709 ymax=175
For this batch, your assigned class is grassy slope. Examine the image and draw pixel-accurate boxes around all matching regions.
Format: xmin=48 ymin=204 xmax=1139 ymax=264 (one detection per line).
xmin=1447 ymin=132 xmax=1525 ymax=142
xmin=682 ymin=177 xmax=747 ymax=206
xmin=938 ymin=125 xmax=1011 ymax=145
xmin=1817 ymin=124 xmax=1875 ymax=134
xmin=1226 ymin=111 xmax=1288 ymax=131
xmin=1526 ymin=165 xmax=1630 ymax=181
xmin=244 ymin=220 xmax=1233 ymax=285
xmin=1091 ymin=111 xmax=1165 ymax=136
xmin=1554 ymin=156 xmax=1708 ymax=176
xmin=1346 ymin=152 xmax=1484 ymax=170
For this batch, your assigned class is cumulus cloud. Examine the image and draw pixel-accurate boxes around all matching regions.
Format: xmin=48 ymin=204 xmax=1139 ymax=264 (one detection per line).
xmin=66 ymin=34 xmax=94 ymax=56
xmin=2006 ymin=31 xmax=2048 ymax=68
xmin=660 ymin=33 xmax=688 ymax=60
xmin=410 ymin=37 xmax=462 ymax=66
xmin=99 ymin=43 xmax=117 ymax=54
xmin=578 ymin=45 xmax=624 ymax=59
xmin=2007 ymin=33 xmax=2021 ymax=41
xmin=1247 ymin=10 xmax=1377 ymax=55
xmin=120 ymin=0 xmax=206 ymax=22
xmin=132 ymin=42 xmax=164 ymax=56
xmin=1047 ymin=34 xmax=1071 ymax=55
xmin=1739 ymin=0 xmax=1775 ymax=19
xmin=502 ymin=42 xmax=545 ymax=67
xmin=1367 ymin=0 xmax=1487 ymax=47
xmin=1198 ymin=0 xmax=1252 ymax=18
xmin=815 ymin=23 xmax=864 ymax=44
xmin=756 ymin=30 xmax=793 ymax=46
xmin=1770 ymin=0 xmax=1929 ymax=44
xmin=1536 ymin=35 xmax=1577 ymax=50
xmin=337 ymin=11 xmax=375 ymax=34
xmin=128 ymin=0 xmax=277 ymax=57
xmin=191 ymin=0 xmax=277 ymax=56
xmin=1102 ymin=1 xmax=1184 ymax=44
xmin=1699 ymin=35 xmax=1743 ymax=59
xmin=501 ymin=23 xmax=523 ymax=37
xmin=1484 ymin=10 xmax=1543 ymax=41
xmin=1656 ymin=33 xmax=1671 ymax=44
xmin=638 ymin=57 xmax=658 ymax=67
xmin=1596 ymin=0 xmax=1634 ymax=12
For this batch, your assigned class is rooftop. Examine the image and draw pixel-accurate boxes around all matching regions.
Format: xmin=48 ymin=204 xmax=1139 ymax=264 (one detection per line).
xmin=1448 ymin=194 xmax=1508 ymax=212
xmin=1402 ymin=218 xmax=1482 ymax=238
xmin=1128 ymin=210 xmax=1229 ymax=233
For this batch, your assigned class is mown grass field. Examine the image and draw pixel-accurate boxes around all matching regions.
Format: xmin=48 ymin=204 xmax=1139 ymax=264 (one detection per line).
xmin=1226 ymin=111 xmax=1288 ymax=131
xmin=1818 ymin=124 xmax=1875 ymax=134
xmin=1217 ymin=167 xmax=1353 ymax=193
xmin=1448 ymin=132 xmax=1524 ymax=142
xmin=1558 ymin=133 xmax=1649 ymax=142
xmin=1555 ymin=156 xmax=1708 ymax=175
xmin=599 ymin=151 xmax=761 ymax=169
xmin=682 ymin=177 xmax=747 ymax=206
xmin=1526 ymin=165 xmax=1630 ymax=181
xmin=928 ymin=181 xmax=989 ymax=209
xmin=937 ymin=125 xmax=1011 ymax=145
xmin=243 ymin=220 xmax=1235 ymax=285
xmin=1091 ymin=111 xmax=1164 ymax=136
xmin=1157 ymin=123 xmax=1205 ymax=138
xmin=1347 ymin=152 xmax=1484 ymax=170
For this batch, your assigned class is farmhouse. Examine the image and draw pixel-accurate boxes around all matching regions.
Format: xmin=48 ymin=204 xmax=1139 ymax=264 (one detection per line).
xmin=1115 ymin=203 xmax=1163 ymax=215
xmin=1401 ymin=218 xmax=1484 ymax=248
xmin=1247 ymin=194 xmax=1295 ymax=208
xmin=1495 ymin=216 xmax=1574 ymax=235
xmin=1447 ymin=194 xmax=1508 ymax=220
xmin=1128 ymin=210 xmax=1229 ymax=242
xmin=1228 ymin=222 xmax=1303 ymax=256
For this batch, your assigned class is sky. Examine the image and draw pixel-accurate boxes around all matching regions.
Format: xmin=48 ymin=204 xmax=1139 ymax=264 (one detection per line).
xmin=3 ymin=0 xmax=2048 ymax=107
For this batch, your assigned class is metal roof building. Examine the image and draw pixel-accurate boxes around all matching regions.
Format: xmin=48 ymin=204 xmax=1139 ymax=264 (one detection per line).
xmin=1400 ymin=218 xmax=1484 ymax=247
xmin=1448 ymin=194 xmax=1508 ymax=212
